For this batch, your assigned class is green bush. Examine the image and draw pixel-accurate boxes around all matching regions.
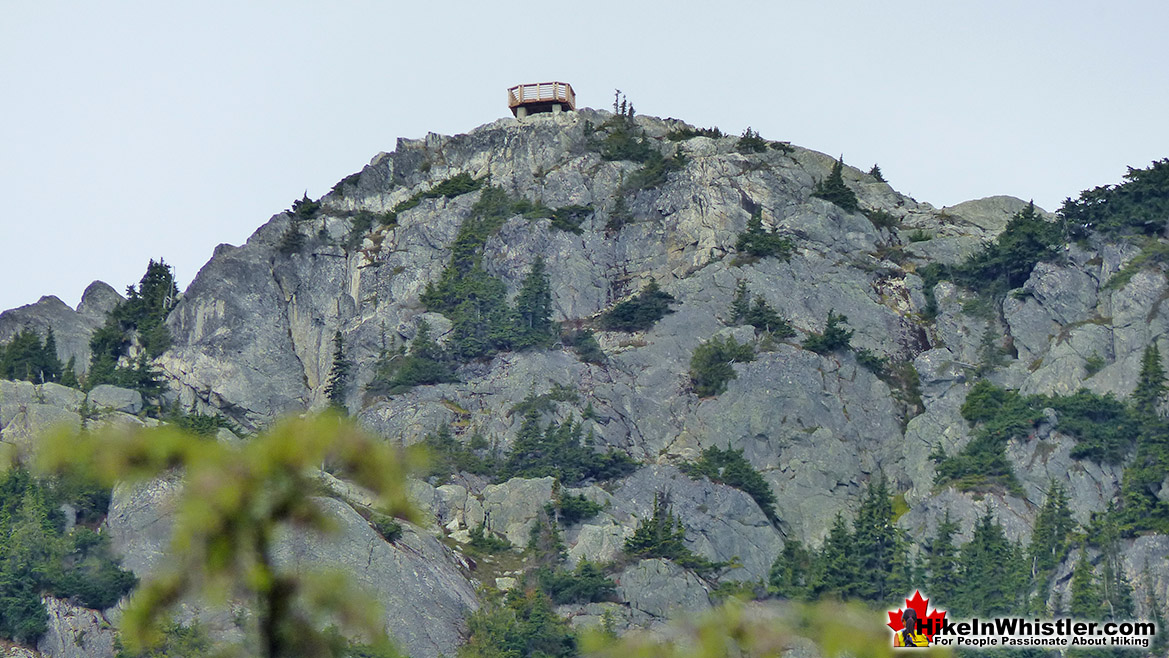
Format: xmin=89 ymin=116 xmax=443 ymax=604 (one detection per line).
xmin=727 ymin=281 xmax=794 ymax=338
xmin=624 ymin=494 xmax=725 ymax=575
xmin=366 ymin=321 xmax=457 ymax=395
xmin=467 ymin=523 xmax=512 ymax=554
xmin=626 ymin=150 xmax=686 ymax=191
xmin=598 ymin=280 xmax=677 ymax=332
xmin=538 ymin=560 xmax=615 ymax=604
xmin=420 ymin=424 xmax=500 ymax=482
xmin=1061 ymin=158 xmax=1169 ymax=237
xmin=289 ymin=193 xmax=321 ymax=220
xmin=593 ymin=116 xmax=655 ymax=163
xmin=666 ymin=126 xmax=723 ymax=141
xmin=566 ymin=329 xmax=605 ymax=364
xmin=864 ymin=208 xmax=898 ymax=230
xmin=681 ymin=446 xmax=777 ymax=524
xmin=734 ymin=210 xmax=793 ymax=261
xmin=459 ymin=589 xmax=577 ymax=658
xmin=689 ymin=336 xmax=755 ymax=397
xmin=801 ymin=310 xmax=853 ymax=355
xmin=555 ymin=493 xmax=603 ymax=525
xmin=549 ymin=205 xmax=593 ymax=234
xmin=501 ymin=410 xmax=635 ymax=486
xmin=0 ymin=468 xmax=136 ymax=644
xmin=370 ymin=515 xmax=403 ymax=543
xmin=811 ymin=157 xmax=859 ymax=213
xmin=735 ymin=127 xmax=769 ymax=154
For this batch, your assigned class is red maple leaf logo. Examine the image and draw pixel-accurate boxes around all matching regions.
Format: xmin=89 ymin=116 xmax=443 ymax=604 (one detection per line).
xmin=887 ymin=590 xmax=947 ymax=642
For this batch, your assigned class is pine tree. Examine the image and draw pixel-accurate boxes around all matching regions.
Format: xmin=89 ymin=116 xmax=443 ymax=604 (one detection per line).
xmin=811 ymin=512 xmax=859 ymax=599
xmin=729 ymin=280 xmax=750 ymax=325
xmin=513 ymin=257 xmax=555 ymax=350
xmin=1133 ymin=343 xmax=1165 ymax=416
xmin=812 ymin=157 xmax=859 ymax=213
xmin=769 ymin=539 xmax=812 ymax=599
xmin=40 ymin=328 xmax=62 ymax=382
xmin=926 ymin=510 xmax=960 ymax=604
xmin=324 ymin=331 xmax=352 ymax=411
xmin=852 ymin=478 xmax=905 ymax=602
xmin=1027 ymin=483 xmax=1074 ymax=611
xmin=956 ymin=510 xmax=1026 ymax=616
xmin=869 ymin=164 xmax=885 ymax=182
xmin=59 ymin=356 xmax=79 ymax=389
xmin=1069 ymin=549 xmax=1101 ymax=619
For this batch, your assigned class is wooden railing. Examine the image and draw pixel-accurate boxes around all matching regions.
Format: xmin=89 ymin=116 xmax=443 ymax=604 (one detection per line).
xmin=507 ymin=82 xmax=575 ymax=110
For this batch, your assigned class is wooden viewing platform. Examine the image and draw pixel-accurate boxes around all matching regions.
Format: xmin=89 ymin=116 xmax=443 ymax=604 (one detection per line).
xmin=507 ymin=82 xmax=575 ymax=118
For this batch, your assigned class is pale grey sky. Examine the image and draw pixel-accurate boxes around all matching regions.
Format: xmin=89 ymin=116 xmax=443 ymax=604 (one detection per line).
xmin=2 ymin=1 xmax=1167 ymax=312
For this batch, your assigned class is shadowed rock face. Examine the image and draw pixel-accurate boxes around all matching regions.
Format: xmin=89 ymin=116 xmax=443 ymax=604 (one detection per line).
xmin=106 ymin=482 xmax=479 ymax=658
xmin=5 ymin=109 xmax=1169 ymax=654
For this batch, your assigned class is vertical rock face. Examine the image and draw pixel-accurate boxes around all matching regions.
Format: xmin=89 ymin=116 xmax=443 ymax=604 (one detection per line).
xmin=106 ymin=482 xmax=478 ymax=658
xmin=36 ymin=598 xmax=115 ymax=658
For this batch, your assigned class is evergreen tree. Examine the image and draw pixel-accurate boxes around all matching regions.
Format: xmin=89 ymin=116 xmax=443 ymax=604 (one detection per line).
xmin=729 ymin=280 xmax=751 ymax=325
xmin=801 ymin=310 xmax=854 ymax=355
xmin=956 ymin=510 xmax=1026 ymax=616
xmin=734 ymin=210 xmax=794 ymax=260
xmin=40 ymin=328 xmax=62 ymax=382
xmin=624 ymin=493 xmax=689 ymax=561
xmin=769 ymin=539 xmax=812 ymax=599
xmin=323 ymin=331 xmax=352 ymax=411
xmin=513 ymin=257 xmax=555 ymax=349
xmin=852 ymin=477 xmax=906 ymax=602
xmin=812 ymin=157 xmax=859 ymax=213
xmin=925 ymin=510 xmax=960 ymax=604
xmin=1092 ymin=509 xmax=1134 ymax=620
xmin=869 ymin=163 xmax=885 ymax=182
xmin=599 ymin=280 xmax=677 ymax=332
xmin=1069 ymin=549 xmax=1101 ymax=619
xmin=1133 ymin=343 xmax=1165 ymax=416
xmin=689 ymin=336 xmax=755 ymax=397
xmin=371 ymin=321 xmax=457 ymax=394
xmin=1027 ymin=483 xmax=1074 ymax=611
xmin=810 ymin=513 xmax=859 ymax=599
xmin=59 ymin=356 xmax=79 ymax=389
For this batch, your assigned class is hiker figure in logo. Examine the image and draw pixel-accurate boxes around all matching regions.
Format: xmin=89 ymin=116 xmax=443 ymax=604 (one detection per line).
xmin=894 ymin=607 xmax=929 ymax=647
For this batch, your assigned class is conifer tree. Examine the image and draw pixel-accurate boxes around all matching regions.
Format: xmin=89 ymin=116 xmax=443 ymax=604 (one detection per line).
xmin=925 ymin=510 xmax=960 ymax=604
xmin=1069 ymin=549 xmax=1101 ymax=619
xmin=59 ymin=356 xmax=79 ymax=389
xmin=811 ymin=513 xmax=859 ymax=599
xmin=956 ymin=510 xmax=1026 ymax=616
xmin=769 ymin=539 xmax=812 ymax=599
xmin=852 ymin=478 xmax=905 ymax=602
xmin=1133 ymin=343 xmax=1165 ymax=416
xmin=1027 ymin=483 xmax=1074 ymax=611
xmin=729 ymin=280 xmax=750 ymax=325
xmin=812 ymin=157 xmax=859 ymax=213
xmin=513 ymin=257 xmax=555 ymax=349
xmin=324 ymin=331 xmax=352 ymax=411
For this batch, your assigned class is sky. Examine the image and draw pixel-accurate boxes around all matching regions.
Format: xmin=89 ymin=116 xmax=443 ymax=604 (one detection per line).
xmin=2 ymin=1 xmax=1167 ymax=312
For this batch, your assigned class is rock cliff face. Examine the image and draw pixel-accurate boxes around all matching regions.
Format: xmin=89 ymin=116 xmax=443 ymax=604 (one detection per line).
xmin=3 ymin=108 xmax=1168 ymax=656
